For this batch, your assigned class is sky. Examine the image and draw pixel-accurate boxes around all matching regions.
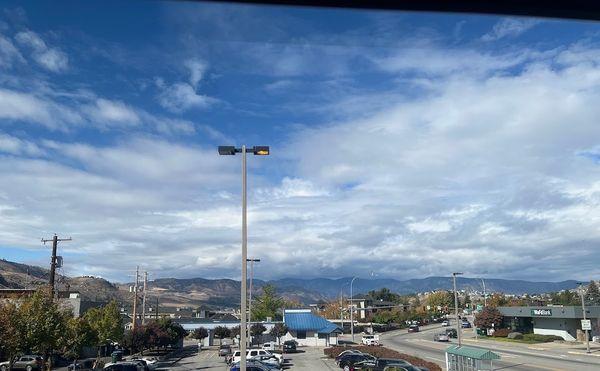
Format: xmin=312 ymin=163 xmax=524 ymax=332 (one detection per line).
xmin=1 ymin=1 xmax=600 ymax=283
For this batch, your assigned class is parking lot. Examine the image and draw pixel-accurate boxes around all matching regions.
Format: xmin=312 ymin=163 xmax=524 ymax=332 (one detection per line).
xmin=162 ymin=346 xmax=339 ymax=371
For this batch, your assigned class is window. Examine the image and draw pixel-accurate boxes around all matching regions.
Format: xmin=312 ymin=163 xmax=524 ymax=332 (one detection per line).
xmin=250 ymin=350 xmax=258 ymax=356
xmin=318 ymin=333 xmax=327 ymax=339
xmin=296 ymin=331 xmax=306 ymax=339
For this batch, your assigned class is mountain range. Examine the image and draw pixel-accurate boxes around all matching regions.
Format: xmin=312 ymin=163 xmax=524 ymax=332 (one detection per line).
xmin=0 ymin=259 xmax=582 ymax=309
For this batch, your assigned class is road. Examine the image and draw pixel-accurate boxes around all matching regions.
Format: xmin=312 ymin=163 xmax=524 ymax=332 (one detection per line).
xmin=380 ymin=323 xmax=600 ymax=371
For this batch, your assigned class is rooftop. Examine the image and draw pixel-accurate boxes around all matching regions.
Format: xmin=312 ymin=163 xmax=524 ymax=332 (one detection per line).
xmin=284 ymin=309 xmax=342 ymax=334
xmin=446 ymin=345 xmax=500 ymax=360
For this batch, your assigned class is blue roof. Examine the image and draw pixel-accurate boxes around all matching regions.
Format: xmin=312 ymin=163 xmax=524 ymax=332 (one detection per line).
xmin=284 ymin=310 xmax=342 ymax=334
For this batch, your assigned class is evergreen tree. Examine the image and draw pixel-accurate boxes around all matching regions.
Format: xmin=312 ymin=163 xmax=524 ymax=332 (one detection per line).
xmin=586 ymin=280 xmax=600 ymax=305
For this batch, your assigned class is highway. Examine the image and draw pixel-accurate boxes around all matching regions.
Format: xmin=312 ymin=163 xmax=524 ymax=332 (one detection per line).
xmin=380 ymin=323 xmax=600 ymax=371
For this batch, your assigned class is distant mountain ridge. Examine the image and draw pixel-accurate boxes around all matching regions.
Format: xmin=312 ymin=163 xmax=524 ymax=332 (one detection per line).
xmin=0 ymin=259 xmax=581 ymax=309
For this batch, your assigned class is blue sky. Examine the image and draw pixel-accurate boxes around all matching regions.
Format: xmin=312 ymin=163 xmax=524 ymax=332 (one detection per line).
xmin=1 ymin=1 xmax=600 ymax=283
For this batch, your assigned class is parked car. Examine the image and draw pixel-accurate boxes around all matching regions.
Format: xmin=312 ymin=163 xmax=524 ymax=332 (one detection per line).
xmin=337 ymin=353 xmax=376 ymax=370
xmin=103 ymin=362 xmax=145 ymax=371
xmin=0 ymin=355 xmax=44 ymax=371
xmin=335 ymin=349 xmax=363 ymax=362
xmin=283 ymin=340 xmax=297 ymax=353
xmin=441 ymin=320 xmax=449 ymax=327
xmin=361 ymin=334 xmax=380 ymax=346
xmin=383 ymin=366 xmax=429 ymax=371
xmin=407 ymin=325 xmax=420 ymax=333
xmin=140 ymin=357 xmax=158 ymax=370
xmin=219 ymin=344 xmax=233 ymax=357
xmin=433 ymin=333 xmax=449 ymax=342
xmin=253 ymin=355 xmax=280 ymax=367
xmin=353 ymin=358 xmax=412 ymax=371
xmin=231 ymin=349 xmax=283 ymax=365
xmin=67 ymin=359 xmax=95 ymax=370
xmin=445 ymin=328 xmax=458 ymax=338
xmin=461 ymin=321 xmax=472 ymax=328
xmin=229 ymin=359 xmax=280 ymax=371
xmin=262 ymin=342 xmax=276 ymax=351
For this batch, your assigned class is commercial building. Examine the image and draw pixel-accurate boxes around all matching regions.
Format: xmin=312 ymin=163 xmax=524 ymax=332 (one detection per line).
xmin=281 ymin=309 xmax=342 ymax=346
xmin=498 ymin=306 xmax=600 ymax=341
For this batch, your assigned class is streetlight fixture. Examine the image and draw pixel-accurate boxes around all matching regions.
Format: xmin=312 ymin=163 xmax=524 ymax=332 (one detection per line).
xmin=452 ymin=272 xmax=463 ymax=347
xmin=577 ymin=282 xmax=591 ymax=354
xmin=350 ymin=276 xmax=359 ymax=342
xmin=218 ymin=145 xmax=269 ymax=371
xmin=247 ymin=258 xmax=260 ymax=347
xmin=480 ymin=278 xmax=486 ymax=308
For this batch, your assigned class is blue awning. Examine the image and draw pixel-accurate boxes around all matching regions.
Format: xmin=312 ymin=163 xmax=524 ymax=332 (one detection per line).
xmin=284 ymin=310 xmax=342 ymax=334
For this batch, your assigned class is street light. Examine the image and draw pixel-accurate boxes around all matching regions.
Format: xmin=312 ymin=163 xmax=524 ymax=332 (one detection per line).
xmin=350 ymin=277 xmax=358 ymax=342
xmin=577 ymin=282 xmax=591 ymax=354
xmin=218 ymin=145 xmax=269 ymax=371
xmin=452 ymin=272 xmax=463 ymax=347
xmin=481 ymin=278 xmax=486 ymax=308
xmin=247 ymin=258 xmax=260 ymax=347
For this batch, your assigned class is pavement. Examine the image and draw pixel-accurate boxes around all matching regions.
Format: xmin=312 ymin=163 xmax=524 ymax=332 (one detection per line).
xmin=163 ymin=345 xmax=338 ymax=370
xmin=378 ymin=323 xmax=600 ymax=371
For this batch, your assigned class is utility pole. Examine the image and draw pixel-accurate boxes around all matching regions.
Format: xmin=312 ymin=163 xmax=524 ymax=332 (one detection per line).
xmin=453 ymin=272 xmax=463 ymax=347
xmin=247 ymin=258 xmax=260 ymax=347
xmin=132 ymin=266 xmax=139 ymax=332
xmin=142 ymin=271 xmax=148 ymax=325
xmin=350 ymin=277 xmax=358 ymax=342
xmin=41 ymin=234 xmax=71 ymax=300
xmin=579 ymin=283 xmax=591 ymax=353
xmin=156 ymin=296 xmax=159 ymax=320
xmin=340 ymin=288 xmax=344 ymax=331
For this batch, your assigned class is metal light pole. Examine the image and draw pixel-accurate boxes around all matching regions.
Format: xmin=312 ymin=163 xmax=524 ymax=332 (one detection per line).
xmin=481 ymin=278 xmax=486 ymax=308
xmin=578 ymin=283 xmax=591 ymax=354
xmin=247 ymin=258 xmax=260 ymax=347
xmin=350 ymin=277 xmax=358 ymax=342
xmin=453 ymin=272 xmax=463 ymax=347
xmin=218 ymin=145 xmax=269 ymax=371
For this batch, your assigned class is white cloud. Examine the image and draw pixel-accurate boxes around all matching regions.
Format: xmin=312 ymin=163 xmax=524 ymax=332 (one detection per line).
xmin=15 ymin=30 xmax=68 ymax=72
xmin=481 ymin=18 xmax=540 ymax=42
xmin=158 ymin=82 xmax=215 ymax=112
xmin=0 ymin=33 xmax=24 ymax=68
xmin=83 ymin=98 xmax=140 ymax=127
xmin=184 ymin=59 xmax=207 ymax=88
xmin=0 ymin=134 xmax=44 ymax=156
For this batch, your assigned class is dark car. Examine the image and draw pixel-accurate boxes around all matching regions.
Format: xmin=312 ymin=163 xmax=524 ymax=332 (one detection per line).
xmin=407 ymin=325 xmax=420 ymax=333
xmin=354 ymin=358 xmax=412 ymax=371
xmin=445 ymin=328 xmax=458 ymax=338
xmin=219 ymin=344 xmax=232 ymax=357
xmin=283 ymin=340 xmax=297 ymax=353
xmin=337 ymin=353 xmax=376 ymax=370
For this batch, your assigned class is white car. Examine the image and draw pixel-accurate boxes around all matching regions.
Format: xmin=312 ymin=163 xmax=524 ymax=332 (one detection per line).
xmin=442 ymin=320 xmax=449 ymax=326
xmin=361 ymin=334 xmax=380 ymax=346
xmin=262 ymin=341 xmax=276 ymax=351
xmin=231 ymin=349 xmax=283 ymax=365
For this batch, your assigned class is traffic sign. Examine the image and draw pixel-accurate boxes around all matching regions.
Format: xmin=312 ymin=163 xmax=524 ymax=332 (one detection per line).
xmin=581 ymin=319 xmax=591 ymax=330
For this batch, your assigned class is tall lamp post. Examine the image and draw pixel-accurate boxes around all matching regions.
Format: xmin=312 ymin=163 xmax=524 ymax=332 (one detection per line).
xmin=481 ymin=278 xmax=486 ymax=308
xmin=452 ymin=272 xmax=463 ymax=347
xmin=247 ymin=258 xmax=260 ymax=347
xmin=578 ymin=282 xmax=591 ymax=354
xmin=219 ymin=145 xmax=269 ymax=371
xmin=350 ymin=276 xmax=358 ymax=342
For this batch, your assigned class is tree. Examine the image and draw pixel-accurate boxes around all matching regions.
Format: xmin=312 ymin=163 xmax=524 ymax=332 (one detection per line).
xmin=250 ymin=323 xmax=267 ymax=344
xmin=251 ymin=284 xmax=285 ymax=321
xmin=192 ymin=327 xmax=209 ymax=342
xmin=85 ymin=300 xmax=124 ymax=349
xmin=549 ymin=290 xmax=579 ymax=306
xmin=474 ymin=307 xmax=504 ymax=329
xmin=64 ymin=317 xmax=96 ymax=361
xmin=18 ymin=290 xmax=71 ymax=365
xmin=229 ymin=326 xmax=240 ymax=341
xmin=123 ymin=327 xmax=148 ymax=355
xmin=0 ymin=301 xmax=24 ymax=369
xmin=157 ymin=318 xmax=186 ymax=347
xmin=320 ymin=299 xmax=347 ymax=320
xmin=269 ymin=323 xmax=288 ymax=345
xmin=586 ymin=281 xmax=600 ymax=305
xmin=426 ymin=291 xmax=453 ymax=312
xmin=214 ymin=326 xmax=231 ymax=339
xmin=488 ymin=293 xmax=508 ymax=308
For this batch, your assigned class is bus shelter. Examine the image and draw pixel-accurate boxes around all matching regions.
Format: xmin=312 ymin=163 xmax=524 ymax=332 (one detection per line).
xmin=445 ymin=345 xmax=500 ymax=371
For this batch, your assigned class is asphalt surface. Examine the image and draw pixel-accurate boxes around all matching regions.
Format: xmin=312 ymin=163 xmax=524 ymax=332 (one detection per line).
xmin=379 ymin=323 xmax=600 ymax=371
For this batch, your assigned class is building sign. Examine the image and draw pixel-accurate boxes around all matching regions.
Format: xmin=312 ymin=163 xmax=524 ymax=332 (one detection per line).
xmin=581 ymin=319 xmax=591 ymax=330
xmin=531 ymin=309 xmax=552 ymax=316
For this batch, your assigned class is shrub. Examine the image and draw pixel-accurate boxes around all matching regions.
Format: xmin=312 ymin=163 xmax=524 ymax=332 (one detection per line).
xmin=507 ymin=332 xmax=523 ymax=339
xmin=324 ymin=346 xmax=441 ymax=371
xmin=522 ymin=334 xmax=563 ymax=342
xmin=491 ymin=328 xmax=511 ymax=337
